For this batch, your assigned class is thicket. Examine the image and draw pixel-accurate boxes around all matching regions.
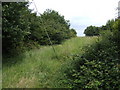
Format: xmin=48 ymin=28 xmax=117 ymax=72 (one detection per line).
xmin=63 ymin=19 xmax=120 ymax=89
xmin=2 ymin=2 xmax=76 ymax=56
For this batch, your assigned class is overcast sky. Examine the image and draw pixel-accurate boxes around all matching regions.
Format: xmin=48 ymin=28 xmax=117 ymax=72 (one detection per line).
xmin=28 ymin=0 xmax=119 ymax=36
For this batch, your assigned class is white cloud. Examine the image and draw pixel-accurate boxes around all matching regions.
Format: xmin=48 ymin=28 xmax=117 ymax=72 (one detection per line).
xmin=29 ymin=0 xmax=119 ymax=36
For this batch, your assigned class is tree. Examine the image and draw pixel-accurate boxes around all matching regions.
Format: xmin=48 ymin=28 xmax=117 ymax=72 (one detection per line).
xmin=2 ymin=3 xmax=77 ymax=56
xmin=105 ymin=19 xmax=115 ymax=31
xmin=84 ymin=26 xmax=100 ymax=36
xmin=34 ymin=9 xmax=77 ymax=45
xmin=84 ymin=19 xmax=115 ymax=36
xmin=2 ymin=2 xmax=32 ymax=55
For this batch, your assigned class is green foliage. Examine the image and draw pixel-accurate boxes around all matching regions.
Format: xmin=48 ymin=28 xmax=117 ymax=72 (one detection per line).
xmin=112 ymin=19 xmax=120 ymax=58
xmin=84 ymin=25 xmax=100 ymax=36
xmin=100 ymin=19 xmax=115 ymax=31
xmin=2 ymin=2 xmax=32 ymax=56
xmin=69 ymin=28 xmax=77 ymax=37
xmin=37 ymin=9 xmax=76 ymax=45
xmin=3 ymin=37 xmax=96 ymax=88
xmin=2 ymin=3 xmax=77 ymax=56
xmin=105 ymin=19 xmax=115 ymax=31
xmin=84 ymin=19 xmax=115 ymax=36
xmin=64 ymin=20 xmax=120 ymax=89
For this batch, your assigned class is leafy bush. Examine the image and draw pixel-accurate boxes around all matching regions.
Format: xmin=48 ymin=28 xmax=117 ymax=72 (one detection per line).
xmin=64 ymin=20 xmax=120 ymax=88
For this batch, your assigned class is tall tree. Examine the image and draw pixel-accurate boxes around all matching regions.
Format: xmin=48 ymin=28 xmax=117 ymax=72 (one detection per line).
xmin=2 ymin=2 xmax=31 ymax=55
xmin=35 ymin=9 xmax=76 ymax=45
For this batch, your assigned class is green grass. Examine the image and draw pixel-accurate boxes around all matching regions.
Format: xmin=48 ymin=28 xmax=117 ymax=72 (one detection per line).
xmin=3 ymin=36 xmax=97 ymax=88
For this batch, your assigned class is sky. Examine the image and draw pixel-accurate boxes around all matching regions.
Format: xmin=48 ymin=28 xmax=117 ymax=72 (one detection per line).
xmin=28 ymin=0 xmax=119 ymax=36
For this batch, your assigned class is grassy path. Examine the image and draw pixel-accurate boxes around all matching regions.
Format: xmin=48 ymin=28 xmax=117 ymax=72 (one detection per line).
xmin=3 ymin=37 xmax=97 ymax=88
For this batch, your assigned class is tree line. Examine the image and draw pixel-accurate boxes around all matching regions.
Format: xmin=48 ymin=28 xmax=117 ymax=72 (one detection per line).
xmin=2 ymin=2 xmax=77 ymax=56
xmin=84 ymin=19 xmax=115 ymax=36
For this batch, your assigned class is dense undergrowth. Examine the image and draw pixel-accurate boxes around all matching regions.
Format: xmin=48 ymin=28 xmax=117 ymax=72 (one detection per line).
xmin=3 ymin=37 xmax=97 ymax=88
xmin=3 ymin=27 xmax=120 ymax=88
xmin=63 ymin=20 xmax=120 ymax=89
xmin=3 ymin=19 xmax=120 ymax=88
xmin=2 ymin=2 xmax=120 ymax=88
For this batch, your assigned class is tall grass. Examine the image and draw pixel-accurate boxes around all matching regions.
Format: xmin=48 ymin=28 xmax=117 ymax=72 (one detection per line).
xmin=3 ymin=37 xmax=97 ymax=88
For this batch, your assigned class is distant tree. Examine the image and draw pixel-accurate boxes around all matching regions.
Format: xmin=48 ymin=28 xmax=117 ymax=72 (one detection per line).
xmin=84 ymin=26 xmax=99 ymax=36
xmin=35 ymin=9 xmax=77 ymax=45
xmin=105 ymin=19 xmax=115 ymax=31
xmin=69 ymin=28 xmax=77 ymax=37
xmin=100 ymin=19 xmax=115 ymax=31
xmin=84 ymin=19 xmax=115 ymax=36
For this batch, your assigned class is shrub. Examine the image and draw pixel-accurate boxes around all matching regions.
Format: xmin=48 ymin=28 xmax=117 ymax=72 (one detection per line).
xmin=64 ymin=30 xmax=120 ymax=89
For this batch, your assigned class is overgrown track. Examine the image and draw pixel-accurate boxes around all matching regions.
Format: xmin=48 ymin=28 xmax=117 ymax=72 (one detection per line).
xmin=3 ymin=37 xmax=97 ymax=88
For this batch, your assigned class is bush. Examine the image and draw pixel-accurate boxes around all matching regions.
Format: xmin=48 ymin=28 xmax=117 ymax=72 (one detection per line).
xmin=64 ymin=30 xmax=120 ymax=88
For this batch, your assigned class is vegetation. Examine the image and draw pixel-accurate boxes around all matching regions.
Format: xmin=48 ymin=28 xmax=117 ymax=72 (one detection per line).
xmin=63 ymin=19 xmax=120 ymax=88
xmin=84 ymin=25 xmax=100 ymax=36
xmin=2 ymin=2 xmax=76 ymax=57
xmin=84 ymin=19 xmax=115 ymax=36
xmin=3 ymin=37 xmax=96 ymax=88
xmin=2 ymin=1 xmax=120 ymax=89
xmin=2 ymin=2 xmax=32 ymax=56
xmin=34 ymin=9 xmax=77 ymax=45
